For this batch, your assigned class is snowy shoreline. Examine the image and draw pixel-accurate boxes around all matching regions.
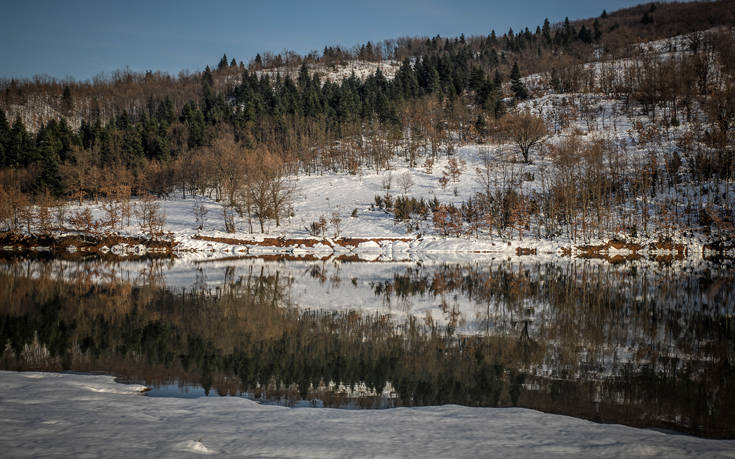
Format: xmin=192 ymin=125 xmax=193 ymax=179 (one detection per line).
xmin=1 ymin=371 xmax=734 ymax=458
xmin=3 ymin=228 xmax=725 ymax=265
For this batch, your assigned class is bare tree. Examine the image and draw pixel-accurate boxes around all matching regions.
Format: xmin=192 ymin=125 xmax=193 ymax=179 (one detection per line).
xmin=398 ymin=171 xmax=414 ymax=195
xmin=475 ymin=146 xmax=495 ymax=200
xmin=193 ymin=198 xmax=208 ymax=231
xmin=243 ymin=149 xmax=293 ymax=233
xmin=135 ymin=194 xmax=166 ymax=239
xmin=35 ymin=191 xmax=55 ymax=235
xmin=211 ymin=134 xmax=249 ymax=232
xmin=266 ymin=158 xmax=295 ymax=228
xmin=68 ymin=208 xmax=100 ymax=240
xmin=330 ymin=212 xmax=342 ymax=238
xmin=501 ymin=111 xmax=548 ymax=163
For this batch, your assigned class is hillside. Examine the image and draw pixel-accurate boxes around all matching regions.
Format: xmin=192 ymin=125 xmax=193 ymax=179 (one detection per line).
xmin=0 ymin=0 xmax=734 ymax=260
xmin=2 ymin=0 xmax=734 ymax=132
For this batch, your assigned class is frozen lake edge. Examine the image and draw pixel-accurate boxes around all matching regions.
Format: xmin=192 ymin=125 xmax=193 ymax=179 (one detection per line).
xmin=1 ymin=371 xmax=734 ymax=458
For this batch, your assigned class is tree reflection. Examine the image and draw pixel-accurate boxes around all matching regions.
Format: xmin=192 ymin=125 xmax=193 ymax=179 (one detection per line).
xmin=0 ymin=258 xmax=733 ymax=438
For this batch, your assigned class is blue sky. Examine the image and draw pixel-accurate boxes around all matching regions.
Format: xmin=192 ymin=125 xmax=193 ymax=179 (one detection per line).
xmin=1 ymin=0 xmax=640 ymax=81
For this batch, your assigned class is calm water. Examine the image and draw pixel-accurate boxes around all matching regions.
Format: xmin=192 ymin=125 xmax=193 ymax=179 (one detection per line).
xmin=1 ymin=255 xmax=733 ymax=438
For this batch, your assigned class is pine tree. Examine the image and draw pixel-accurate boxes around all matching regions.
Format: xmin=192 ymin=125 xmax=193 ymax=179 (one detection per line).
xmin=469 ymin=67 xmax=485 ymax=91
xmin=475 ymin=114 xmax=486 ymax=136
xmin=8 ymin=117 xmax=33 ymax=168
xmin=542 ymin=18 xmax=551 ymax=44
xmin=593 ymin=19 xmax=602 ymax=42
xmin=202 ymin=66 xmax=214 ymax=87
xmin=62 ymin=86 xmax=73 ymax=114
xmin=578 ymin=24 xmax=592 ymax=44
xmin=494 ymin=69 xmax=502 ymax=88
xmin=297 ymin=63 xmax=310 ymax=89
xmin=510 ymin=61 xmax=528 ymax=100
xmin=218 ymin=54 xmax=229 ymax=70
xmin=0 ymin=109 xmax=8 ymax=167
xmin=35 ymin=124 xmax=64 ymax=195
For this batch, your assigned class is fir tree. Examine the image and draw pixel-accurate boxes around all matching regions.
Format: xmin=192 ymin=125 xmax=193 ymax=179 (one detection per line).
xmin=218 ymin=54 xmax=229 ymax=70
xmin=510 ymin=61 xmax=528 ymax=100
xmin=593 ymin=19 xmax=602 ymax=42
xmin=578 ymin=24 xmax=592 ymax=44
xmin=62 ymin=86 xmax=73 ymax=113
xmin=542 ymin=18 xmax=551 ymax=43
xmin=493 ymin=69 xmax=502 ymax=88
xmin=0 ymin=109 xmax=8 ymax=167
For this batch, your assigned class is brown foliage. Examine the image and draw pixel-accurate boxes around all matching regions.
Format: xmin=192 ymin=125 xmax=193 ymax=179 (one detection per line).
xmin=500 ymin=112 xmax=548 ymax=163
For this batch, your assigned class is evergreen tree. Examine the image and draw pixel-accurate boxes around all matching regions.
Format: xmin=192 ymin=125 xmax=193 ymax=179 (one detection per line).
xmin=542 ymin=18 xmax=551 ymax=44
xmin=475 ymin=114 xmax=486 ymax=136
xmin=493 ymin=69 xmax=502 ymax=88
xmin=218 ymin=54 xmax=229 ymax=70
xmin=202 ymin=66 xmax=214 ymax=87
xmin=35 ymin=122 xmax=64 ymax=195
xmin=593 ymin=19 xmax=602 ymax=42
xmin=0 ymin=109 xmax=8 ymax=167
xmin=7 ymin=117 xmax=34 ymax=168
xmin=510 ymin=61 xmax=528 ymax=100
xmin=186 ymin=108 xmax=206 ymax=148
xmin=578 ymin=24 xmax=592 ymax=44
xmin=62 ymin=86 xmax=73 ymax=114
xmin=469 ymin=67 xmax=485 ymax=92
xmin=297 ymin=63 xmax=310 ymax=89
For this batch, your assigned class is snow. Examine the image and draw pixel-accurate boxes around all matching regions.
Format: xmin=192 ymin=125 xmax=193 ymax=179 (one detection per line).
xmin=1 ymin=371 xmax=733 ymax=458
xmin=254 ymin=60 xmax=400 ymax=84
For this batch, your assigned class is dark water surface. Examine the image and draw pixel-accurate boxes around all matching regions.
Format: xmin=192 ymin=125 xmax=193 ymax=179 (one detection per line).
xmin=1 ymin=256 xmax=733 ymax=438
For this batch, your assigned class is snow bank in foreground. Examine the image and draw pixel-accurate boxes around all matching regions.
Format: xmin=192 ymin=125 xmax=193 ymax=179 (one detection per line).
xmin=1 ymin=372 xmax=733 ymax=458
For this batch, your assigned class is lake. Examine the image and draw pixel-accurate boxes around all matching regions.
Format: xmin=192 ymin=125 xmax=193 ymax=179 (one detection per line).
xmin=1 ymin=254 xmax=733 ymax=438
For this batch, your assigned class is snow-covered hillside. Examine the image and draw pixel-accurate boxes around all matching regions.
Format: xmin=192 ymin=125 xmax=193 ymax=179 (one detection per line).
xmin=255 ymin=60 xmax=400 ymax=84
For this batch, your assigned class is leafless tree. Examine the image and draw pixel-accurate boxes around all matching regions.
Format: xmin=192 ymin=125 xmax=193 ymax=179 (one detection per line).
xmin=502 ymin=111 xmax=548 ymax=163
xmin=135 ymin=194 xmax=166 ymax=239
xmin=398 ymin=171 xmax=414 ymax=195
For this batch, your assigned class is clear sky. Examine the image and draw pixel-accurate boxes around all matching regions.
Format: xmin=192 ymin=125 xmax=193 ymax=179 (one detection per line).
xmin=1 ymin=0 xmax=641 ymax=81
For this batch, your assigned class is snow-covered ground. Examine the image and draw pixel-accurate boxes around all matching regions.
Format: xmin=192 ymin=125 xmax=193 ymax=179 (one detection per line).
xmin=1 ymin=371 xmax=733 ymax=458
xmin=49 ymin=126 xmax=717 ymax=262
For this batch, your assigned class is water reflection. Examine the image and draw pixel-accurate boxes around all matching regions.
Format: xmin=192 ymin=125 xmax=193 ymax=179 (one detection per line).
xmin=0 ymin=256 xmax=733 ymax=438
